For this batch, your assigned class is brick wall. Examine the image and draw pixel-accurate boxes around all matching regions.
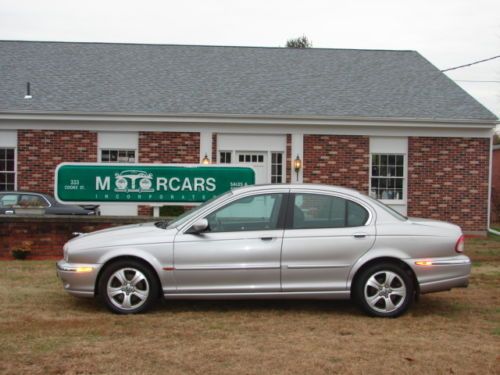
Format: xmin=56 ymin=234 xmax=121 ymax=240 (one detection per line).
xmin=18 ymin=130 xmax=97 ymax=194
xmin=138 ymin=131 xmax=200 ymax=215
xmin=408 ymin=137 xmax=490 ymax=232
xmin=138 ymin=131 xmax=200 ymax=164
xmin=303 ymin=134 xmax=369 ymax=192
xmin=0 ymin=216 xmax=151 ymax=259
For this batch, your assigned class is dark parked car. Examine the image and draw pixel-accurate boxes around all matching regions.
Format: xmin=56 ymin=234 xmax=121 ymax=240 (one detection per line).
xmin=0 ymin=192 xmax=100 ymax=215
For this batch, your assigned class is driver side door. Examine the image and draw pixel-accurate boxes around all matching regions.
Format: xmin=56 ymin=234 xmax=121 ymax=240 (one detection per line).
xmin=173 ymin=191 xmax=288 ymax=294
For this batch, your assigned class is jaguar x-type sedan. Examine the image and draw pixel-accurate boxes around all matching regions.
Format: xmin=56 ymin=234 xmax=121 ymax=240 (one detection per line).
xmin=56 ymin=184 xmax=470 ymax=317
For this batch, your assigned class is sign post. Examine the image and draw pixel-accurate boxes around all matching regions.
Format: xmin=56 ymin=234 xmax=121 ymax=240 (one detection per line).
xmin=55 ymin=163 xmax=255 ymax=205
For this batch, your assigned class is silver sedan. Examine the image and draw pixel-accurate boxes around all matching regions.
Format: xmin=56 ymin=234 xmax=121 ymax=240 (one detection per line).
xmin=56 ymin=184 xmax=470 ymax=317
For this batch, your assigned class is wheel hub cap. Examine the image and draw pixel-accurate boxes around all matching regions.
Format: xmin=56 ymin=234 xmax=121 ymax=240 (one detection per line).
xmin=364 ymin=270 xmax=406 ymax=314
xmin=107 ymin=268 xmax=150 ymax=311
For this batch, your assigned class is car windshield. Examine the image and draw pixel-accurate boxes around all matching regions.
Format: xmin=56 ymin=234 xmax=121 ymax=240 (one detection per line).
xmin=165 ymin=191 xmax=233 ymax=229
xmin=365 ymin=195 xmax=408 ymax=221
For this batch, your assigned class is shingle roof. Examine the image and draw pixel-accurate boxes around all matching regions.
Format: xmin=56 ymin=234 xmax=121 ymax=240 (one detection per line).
xmin=0 ymin=40 xmax=496 ymax=121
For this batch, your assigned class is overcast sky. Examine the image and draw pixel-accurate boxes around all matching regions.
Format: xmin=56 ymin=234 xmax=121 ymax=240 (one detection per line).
xmin=1 ymin=0 xmax=499 ymax=121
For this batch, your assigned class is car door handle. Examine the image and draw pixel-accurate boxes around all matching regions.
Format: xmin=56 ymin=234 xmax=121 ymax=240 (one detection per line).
xmin=260 ymin=237 xmax=274 ymax=241
xmin=353 ymin=233 xmax=367 ymax=239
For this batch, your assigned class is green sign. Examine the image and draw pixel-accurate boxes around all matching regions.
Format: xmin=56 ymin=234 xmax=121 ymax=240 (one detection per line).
xmin=55 ymin=163 xmax=255 ymax=204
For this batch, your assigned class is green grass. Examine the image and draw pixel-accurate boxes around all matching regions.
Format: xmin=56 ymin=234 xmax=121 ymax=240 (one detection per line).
xmin=0 ymin=237 xmax=498 ymax=375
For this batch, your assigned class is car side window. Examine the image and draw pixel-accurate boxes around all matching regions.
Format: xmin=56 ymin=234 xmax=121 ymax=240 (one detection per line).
xmin=205 ymin=193 xmax=283 ymax=233
xmin=292 ymin=193 xmax=369 ymax=229
xmin=19 ymin=194 xmax=49 ymax=208
xmin=0 ymin=194 xmax=19 ymax=208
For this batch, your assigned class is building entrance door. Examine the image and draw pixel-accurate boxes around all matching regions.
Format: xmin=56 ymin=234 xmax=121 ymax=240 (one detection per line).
xmin=236 ymin=152 xmax=268 ymax=184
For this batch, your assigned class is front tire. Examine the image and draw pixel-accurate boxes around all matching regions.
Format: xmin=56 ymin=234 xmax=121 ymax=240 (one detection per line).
xmin=98 ymin=260 xmax=159 ymax=314
xmin=354 ymin=262 xmax=414 ymax=318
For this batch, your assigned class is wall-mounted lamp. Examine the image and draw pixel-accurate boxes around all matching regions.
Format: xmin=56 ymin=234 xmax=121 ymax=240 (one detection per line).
xmin=201 ymin=154 xmax=211 ymax=165
xmin=293 ymin=155 xmax=302 ymax=181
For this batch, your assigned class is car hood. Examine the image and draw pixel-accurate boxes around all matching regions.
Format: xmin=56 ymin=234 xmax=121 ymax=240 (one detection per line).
xmin=408 ymin=217 xmax=462 ymax=233
xmin=66 ymin=222 xmax=176 ymax=251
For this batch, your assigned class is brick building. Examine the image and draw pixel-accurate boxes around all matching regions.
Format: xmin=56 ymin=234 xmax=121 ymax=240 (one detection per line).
xmin=0 ymin=41 xmax=497 ymax=233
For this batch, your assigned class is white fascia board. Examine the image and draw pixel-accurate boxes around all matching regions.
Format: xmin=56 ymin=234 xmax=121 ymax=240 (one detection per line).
xmin=0 ymin=110 xmax=497 ymax=128
xmin=0 ymin=113 xmax=496 ymax=138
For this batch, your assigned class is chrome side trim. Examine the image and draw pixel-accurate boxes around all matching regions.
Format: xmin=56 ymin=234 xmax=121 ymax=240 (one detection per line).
xmin=431 ymin=259 xmax=471 ymax=266
xmin=175 ymin=264 xmax=280 ymax=271
xmin=164 ymin=290 xmax=350 ymax=300
xmin=286 ymin=264 xmax=350 ymax=269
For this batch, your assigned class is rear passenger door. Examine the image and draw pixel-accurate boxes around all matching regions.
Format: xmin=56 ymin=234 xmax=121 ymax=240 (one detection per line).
xmin=281 ymin=192 xmax=375 ymax=291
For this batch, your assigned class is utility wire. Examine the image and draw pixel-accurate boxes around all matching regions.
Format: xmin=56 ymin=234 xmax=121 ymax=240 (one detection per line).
xmin=455 ymin=80 xmax=500 ymax=83
xmin=441 ymin=55 xmax=500 ymax=72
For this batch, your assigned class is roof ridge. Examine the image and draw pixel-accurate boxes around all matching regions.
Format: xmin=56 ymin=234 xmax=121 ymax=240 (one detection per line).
xmin=0 ymin=39 xmax=417 ymax=53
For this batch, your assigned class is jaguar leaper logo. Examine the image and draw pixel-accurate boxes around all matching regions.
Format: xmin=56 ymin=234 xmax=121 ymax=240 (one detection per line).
xmin=114 ymin=170 xmax=154 ymax=193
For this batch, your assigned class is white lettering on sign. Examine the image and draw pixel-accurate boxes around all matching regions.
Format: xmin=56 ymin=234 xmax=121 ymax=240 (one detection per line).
xmin=193 ymin=177 xmax=205 ymax=191
xmin=95 ymin=175 xmax=218 ymax=193
xmin=181 ymin=178 xmax=192 ymax=191
xmin=156 ymin=177 xmax=168 ymax=190
xmin=206 ymin=178 xmax=216 ymax=192
xmin=96 ymin=176 xmax=110 ymax=190
xmin=169 ymin=177 xmax=180 ymax=191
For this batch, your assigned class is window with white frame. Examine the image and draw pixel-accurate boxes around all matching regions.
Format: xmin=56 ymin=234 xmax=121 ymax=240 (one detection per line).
xmin=0 ymin=148 xmax=15 ymax=191
xmin=101 ymin=149 xmax=136 ymax=163
xmin=370 ymin=154 xmax=405 ymax=200
xmin=219 ymin=151 xmax=232 ymax=164
xmin=238 ymin=153 xmax=264 ymax=163
xmin=271 ymin=152 xmax=283 ymax=183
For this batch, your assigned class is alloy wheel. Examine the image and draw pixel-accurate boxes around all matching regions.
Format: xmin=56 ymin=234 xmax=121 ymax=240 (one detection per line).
xmin=363 ymin=270 xmax=407 ymax=314
xmin=106 ymin=268 xmax=150 ymax=311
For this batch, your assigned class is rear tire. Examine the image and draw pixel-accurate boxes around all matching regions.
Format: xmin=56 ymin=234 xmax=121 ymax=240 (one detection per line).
xmin=353 ymin=262 xmax=414 ymax=318
xmin=98 ymin=260 xmax=159 ymax=314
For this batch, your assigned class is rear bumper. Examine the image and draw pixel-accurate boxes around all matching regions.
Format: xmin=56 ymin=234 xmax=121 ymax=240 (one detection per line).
xmin=419 ymin=275 xmax=469 ymax=294
xmin=56 ymin=260 xmax=100 ymax=298
xmin=406 ymin=255 xmax=471 ymax=294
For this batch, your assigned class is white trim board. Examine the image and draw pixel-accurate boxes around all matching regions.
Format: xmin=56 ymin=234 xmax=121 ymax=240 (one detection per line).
xmin=0 ymin=130 xmax=17 ymax=147
xmin=218 ymin=134 xmax=286 ymax=151
xmin=98 ymin=131 xmax=138 ymax=149
xmin=0 ymin=111 xmax=497 ymax=127
xmin=0 ymin=119 xmax=494 ymax=138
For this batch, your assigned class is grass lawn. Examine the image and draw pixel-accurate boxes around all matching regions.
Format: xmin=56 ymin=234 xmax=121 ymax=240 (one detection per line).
xmin=0 ymin=236 xmax=499 ymax=374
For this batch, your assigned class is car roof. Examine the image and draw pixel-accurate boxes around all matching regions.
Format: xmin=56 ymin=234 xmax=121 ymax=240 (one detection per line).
xmin=231 ymin=184 xmax=364 ymax=197
xmin=0 ymin=191 xmax=51 ymax=196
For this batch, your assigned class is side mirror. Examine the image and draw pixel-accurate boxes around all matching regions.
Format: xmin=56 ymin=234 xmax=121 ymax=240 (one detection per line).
xmin=187 ymin=218 xmax=209 ymax=234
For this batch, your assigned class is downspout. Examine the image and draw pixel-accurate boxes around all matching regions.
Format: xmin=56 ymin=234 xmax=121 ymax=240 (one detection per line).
xmin=488 ymin=132 xmax=500 ymax=236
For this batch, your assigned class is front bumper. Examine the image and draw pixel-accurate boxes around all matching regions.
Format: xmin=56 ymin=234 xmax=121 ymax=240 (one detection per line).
xmin=56 ymin=260 xmax=101 ymax=298
xmin=406 ymin=255 xmax=471 ymax=294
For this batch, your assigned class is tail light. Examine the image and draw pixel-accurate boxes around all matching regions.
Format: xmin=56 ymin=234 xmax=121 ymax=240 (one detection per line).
xmin=455 ymin=235 xmax=465 ymax=253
